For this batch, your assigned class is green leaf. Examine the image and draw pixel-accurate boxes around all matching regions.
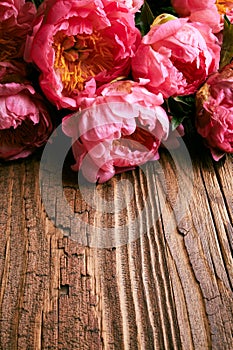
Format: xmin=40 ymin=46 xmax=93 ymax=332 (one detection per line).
xmin=146 ymin=0 xmax=177 ymax=18
xmin=220 ymin=15 xmax=233 ymax=69
xmin=165 ymin=95 xmax=196 ymax=130
xmin=30 ymin=0 xmax=44 ymax=8
xmin=135 ymin=1 xmax=155 ymax=36
xmin=135 ymin=1 xmax=178 ymax=36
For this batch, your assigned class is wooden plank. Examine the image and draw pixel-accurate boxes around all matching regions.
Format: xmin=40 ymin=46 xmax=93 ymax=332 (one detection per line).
xmin=0 ymin=143 xmax=232 ymax=349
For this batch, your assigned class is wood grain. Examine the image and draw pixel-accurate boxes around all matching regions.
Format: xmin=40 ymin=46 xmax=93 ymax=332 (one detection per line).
xmin=0 ymin=139 xmax=232 ymax=349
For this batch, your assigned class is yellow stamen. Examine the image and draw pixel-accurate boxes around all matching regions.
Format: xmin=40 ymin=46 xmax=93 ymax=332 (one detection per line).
xmin=216 ymin=0 xmax=233 ymax=15
xmin=53 ymin=31 xmax=114 ymax=94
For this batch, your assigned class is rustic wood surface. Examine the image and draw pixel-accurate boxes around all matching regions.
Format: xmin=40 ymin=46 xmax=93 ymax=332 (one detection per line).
xmin=0 ymin=131 xmax=232 ymax=350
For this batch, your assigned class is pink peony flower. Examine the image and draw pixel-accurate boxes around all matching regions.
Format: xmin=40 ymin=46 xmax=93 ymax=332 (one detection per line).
xmin=102 ymin=0 xmax=144 ymax=13
xmin=0 ymin=62 xmax=53 ymax=160
xmin=171 ymin=0 xmax=222 ymax=33
xmin=0 ymin=0 xmax=36 ymax=61
xmin=24 ymin=0 xmax=141 ymax=110
xmin=62 ymin=80 xmax=170 ymax=183
xmin=131 ymin=17 xmax=221 ymax=99
xmin=0 ymin=0 xmax=36 ymax=22
xmin=196 ymin=62 xmax=233 ymax=160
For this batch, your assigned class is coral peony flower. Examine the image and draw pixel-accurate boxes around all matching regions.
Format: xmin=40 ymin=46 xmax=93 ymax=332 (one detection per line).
xmin=196 ymin=62 xmax=233 ymax=160
xmin=103 ymin=0 xmax=144 ymax=13
xmin=171 ymin=0 xmax=214 ymax=16
xmin=171 ymin=0 xmax=222 ymax=33
xmin=24 ymin=0 xmax=141 ymax=110
xmin=0 ymin=62 xmax=53 ymax=160
xmin=171 ymin=0 xmax=233 ymax=33
xmin=0 ymin=0 xmax=36 ymax=61
xmin=131 ymin=17 xmax=221 ymax=99
xmin=62 ymin=80 xmax=170 ymax=183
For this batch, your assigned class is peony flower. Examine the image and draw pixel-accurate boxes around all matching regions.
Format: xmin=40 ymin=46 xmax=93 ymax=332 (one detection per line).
xmin=171 ymin=0 xmax=222 ymax=33
xmin=0 ymin=62 xmax=53 ymax=160
xmin=195 ymin=62 xmax=233 ymax=160
xmin=171 ymin=0 xmax=233 ymax=33
xmin=102 ymin=0 xmax=144 ymax=14
xmin=0 ymin=0 xmax=36 ymax=23
xmin=62 ymin=80 xmax=170 ymax=183
xmin=131 ymin=17 xmax=221 ymax=99
xmin=171 ymin=0 xmax=214 ymax=17
xmin=0 ymin=0 xmax=36 ymax=61
xmin=24 ymin=0 xmax=141 ymax=110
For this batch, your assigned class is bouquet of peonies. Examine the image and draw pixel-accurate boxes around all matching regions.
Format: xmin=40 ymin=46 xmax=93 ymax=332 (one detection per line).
xmin=0 ymin=0 xmax=232 ymax=182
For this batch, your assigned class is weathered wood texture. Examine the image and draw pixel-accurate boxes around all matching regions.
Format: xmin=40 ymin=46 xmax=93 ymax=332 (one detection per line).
xmin=0 ymin=137 xmax=232 ymax=349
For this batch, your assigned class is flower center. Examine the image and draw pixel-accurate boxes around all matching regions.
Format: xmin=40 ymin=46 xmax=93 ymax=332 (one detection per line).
xmin=215 ymin=0 xmax=232 ymax=14
xmin=53 ymin=32 xmax=114 ymax=94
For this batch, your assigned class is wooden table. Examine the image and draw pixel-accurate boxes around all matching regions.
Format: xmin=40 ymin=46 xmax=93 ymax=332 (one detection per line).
xmin=0 ymin=129 xmax=232 ymax=349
